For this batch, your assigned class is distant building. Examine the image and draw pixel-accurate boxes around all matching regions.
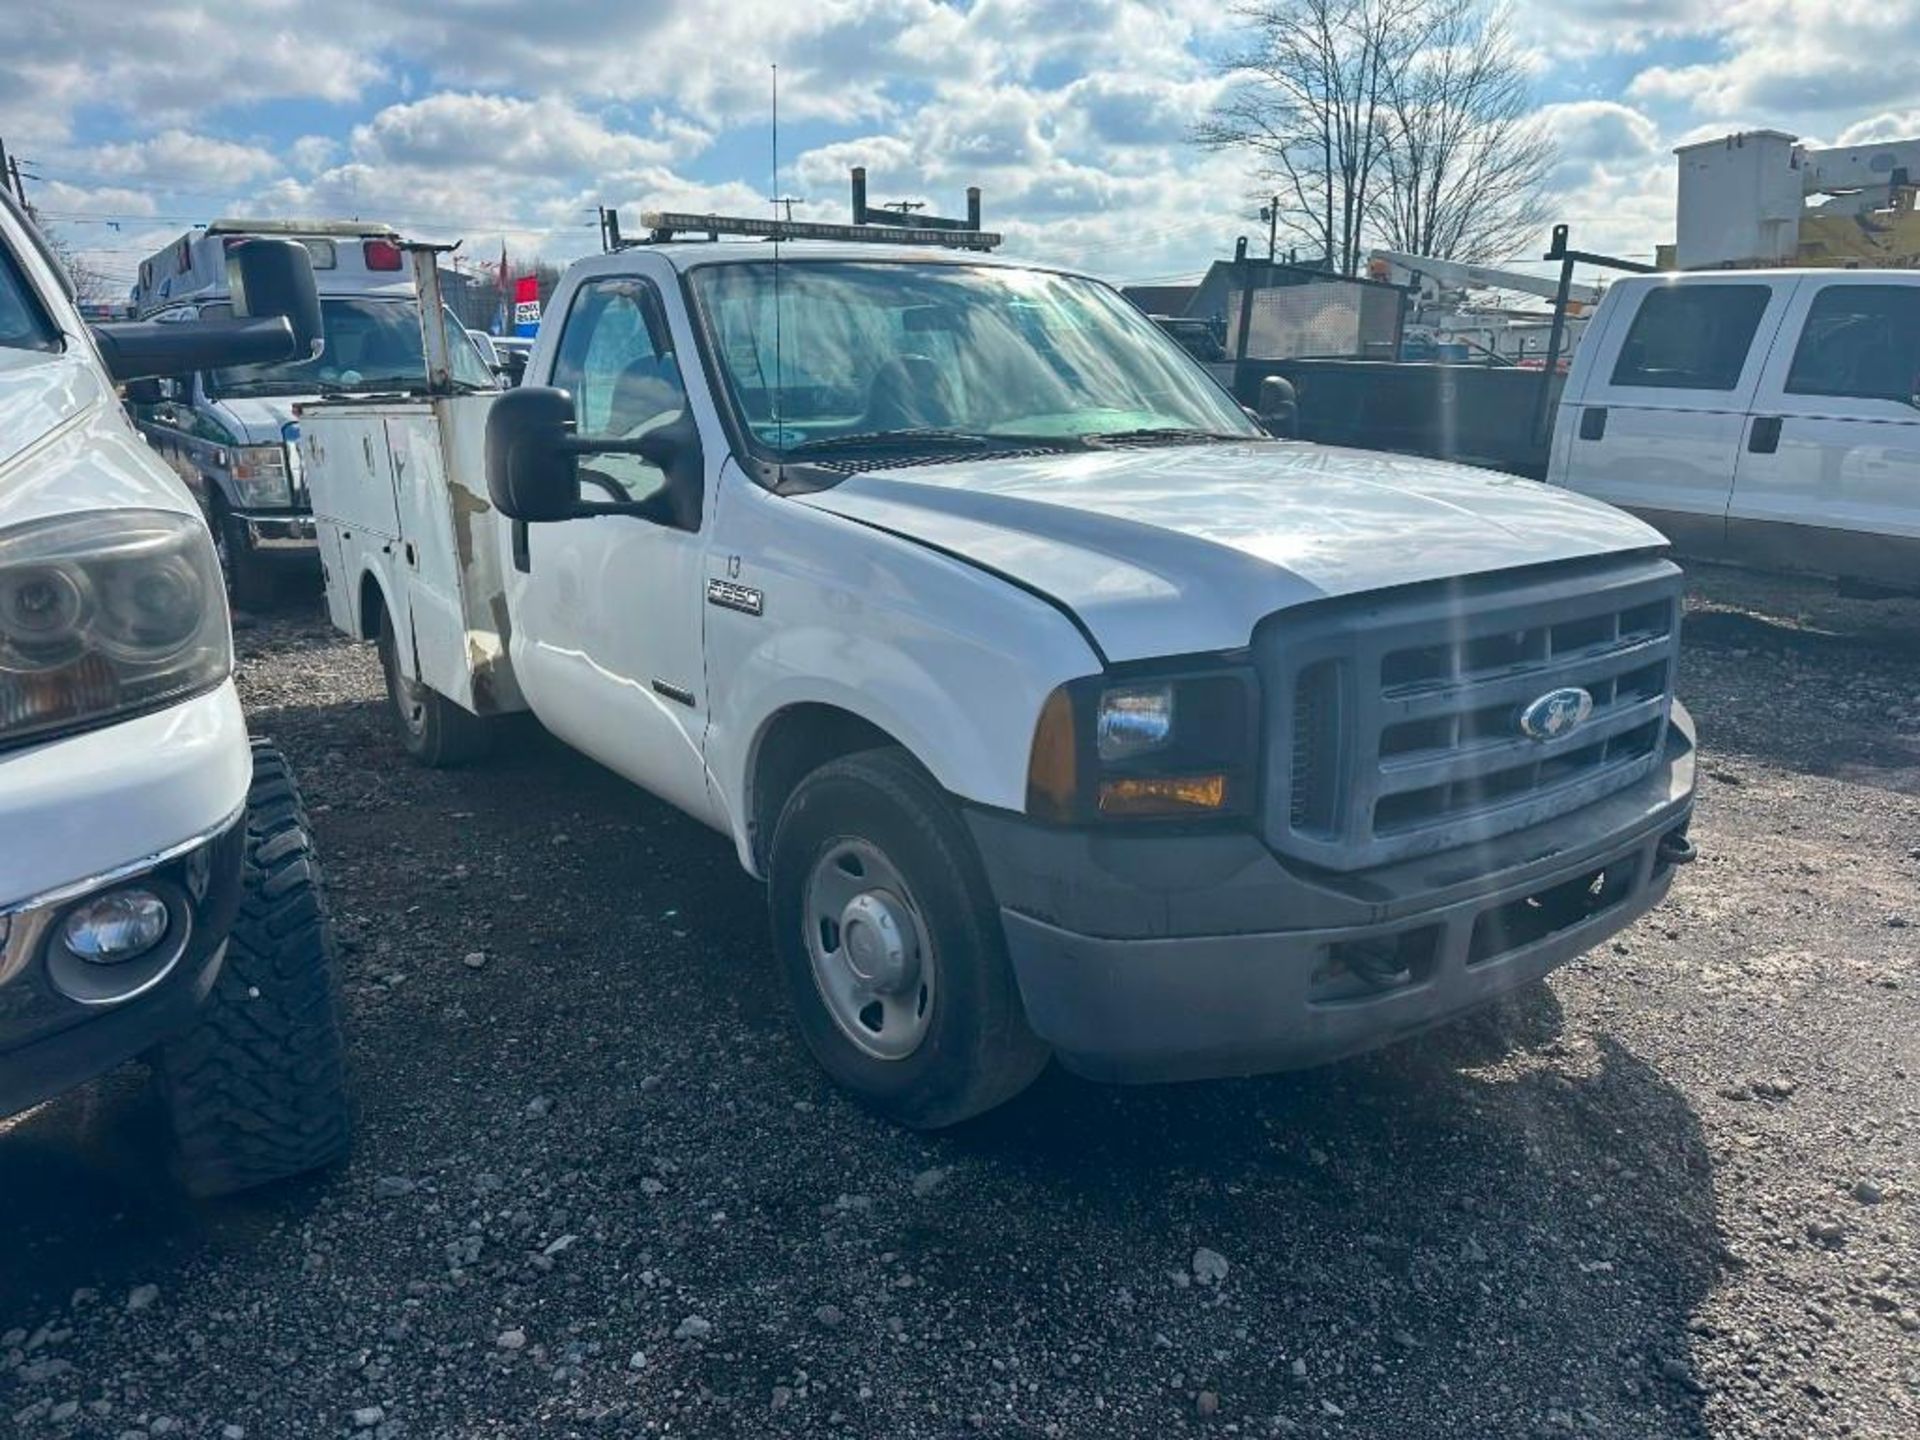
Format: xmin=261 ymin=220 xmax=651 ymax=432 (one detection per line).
xmin=1119 ymin=283 xmax=1199 ymax=317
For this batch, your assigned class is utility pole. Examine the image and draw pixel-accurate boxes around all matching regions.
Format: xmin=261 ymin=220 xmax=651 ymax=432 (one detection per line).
xmin=767 ymin=196 xmax=806 ymax=223
xmin=1260 ymin=195 xmax=1279 ymax=263
xmin=0 ymin=137 xmax=27 ymax=206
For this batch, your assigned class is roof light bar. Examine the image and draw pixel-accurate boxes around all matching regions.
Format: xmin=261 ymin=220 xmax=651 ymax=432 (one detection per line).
xmin=206 ymin=217 xmax=401 ymax=239
xmin=639 ymin=211 xmax=1001 ymax=252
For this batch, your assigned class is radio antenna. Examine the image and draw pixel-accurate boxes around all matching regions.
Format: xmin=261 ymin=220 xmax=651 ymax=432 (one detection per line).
xmin=770 ymin=62 xmax=783 ymax=438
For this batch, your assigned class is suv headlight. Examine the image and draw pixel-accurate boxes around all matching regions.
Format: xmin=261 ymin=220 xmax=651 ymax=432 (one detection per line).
xmin=0 ymin=510 xmax=231 ymax=749
xmin=228 ymin=443 xmax=292 ymax=507
xmin=1027 ymin=666 xmax=1260 ymax=822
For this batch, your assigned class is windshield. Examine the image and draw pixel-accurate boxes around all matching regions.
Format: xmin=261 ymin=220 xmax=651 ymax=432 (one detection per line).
xmin=688 ymin=260 xmax=1259 ymax=455
xmin=0 ymin=233 xmax=58 ymax=354
xmin=205 ymin=296 xmax=494 ymax=396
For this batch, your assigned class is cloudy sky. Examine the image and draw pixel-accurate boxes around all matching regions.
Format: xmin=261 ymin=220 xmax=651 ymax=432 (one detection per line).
xmin=5 ymin=0 xmax=1917 ymax=300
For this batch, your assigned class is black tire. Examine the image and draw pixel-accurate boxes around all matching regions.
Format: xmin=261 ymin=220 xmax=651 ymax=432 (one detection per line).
xmin=211 ymin=494 xmax=279 ymax=612
xmin=377 ymin=610 xmax=493 ymax=767
xmin=155 ymin=742 xmax=351 ymax=1197
xmin=769 ymin=747 xmax=1050 ymax=1128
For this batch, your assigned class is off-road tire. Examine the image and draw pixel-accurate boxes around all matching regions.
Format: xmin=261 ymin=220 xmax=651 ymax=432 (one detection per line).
xmin=378 ymin=610 xmax=493 ymax=767
xmin=155 ymin=742 xmax=351 ymax=1197
xmin=769 ymin=747 xmax=1050 ymax=1128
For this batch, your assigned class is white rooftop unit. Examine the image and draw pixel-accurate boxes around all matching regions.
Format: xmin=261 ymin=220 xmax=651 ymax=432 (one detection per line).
xmin=1674 ymin=130 xmax=1805 ymax=269
xmin=1674 ymin=128 xmax=1920 ymax=269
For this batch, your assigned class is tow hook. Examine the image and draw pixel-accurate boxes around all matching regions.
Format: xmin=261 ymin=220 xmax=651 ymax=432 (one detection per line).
xmin=1657 ymin=831 xmax=1698 ymax=866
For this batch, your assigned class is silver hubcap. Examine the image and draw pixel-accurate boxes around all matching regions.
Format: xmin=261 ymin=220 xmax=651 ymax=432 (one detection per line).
xmin=804 ymin=839 xmax=935 ymax=1061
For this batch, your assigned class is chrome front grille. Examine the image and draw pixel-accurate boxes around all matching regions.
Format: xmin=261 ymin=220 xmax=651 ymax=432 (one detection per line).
xmin=1261 ymin=557 xmax=1683 ymax=871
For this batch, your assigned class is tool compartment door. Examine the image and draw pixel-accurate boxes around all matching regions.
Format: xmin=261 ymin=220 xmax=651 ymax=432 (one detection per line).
xmin=384 ymin=409 xmax=476 ymax=710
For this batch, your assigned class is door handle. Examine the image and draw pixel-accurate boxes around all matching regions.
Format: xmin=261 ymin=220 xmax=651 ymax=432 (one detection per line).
xmin=1749 ymin=416 xmax=1782 ymax=454
xmin=1578 ymin=406 xmax=1607 ymax=441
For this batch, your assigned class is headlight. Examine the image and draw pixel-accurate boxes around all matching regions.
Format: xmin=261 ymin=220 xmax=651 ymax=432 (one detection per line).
xmin=0 ymin=510 xmax=231 ymax=749
xmin=1028 ymin=667 xmax=1259 ymax=822
xmin=228 ymin=444 xmax=293 ymax=507
xmin=1096 ymin=683 xmax=1175 ymax=761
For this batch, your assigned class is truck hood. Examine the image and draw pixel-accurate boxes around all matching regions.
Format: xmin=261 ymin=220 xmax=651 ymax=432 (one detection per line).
xmin=215 ymin=395 xmax=299 ymax=441
xmin=0 ymin=348 xmax=198 ymax=529
xmin=794 ymin=441 xmax=1666 ymax=662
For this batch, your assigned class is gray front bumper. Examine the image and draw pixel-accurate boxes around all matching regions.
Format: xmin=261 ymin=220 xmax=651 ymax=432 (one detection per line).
xmin=969 ymin=705 xmax=1696 ymax=1084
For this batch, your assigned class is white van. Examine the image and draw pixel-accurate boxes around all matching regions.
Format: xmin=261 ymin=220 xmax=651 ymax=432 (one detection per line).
xmin=1548 ymin=270 xmax=1920 ymax=594
xmin=128 ymin=219 xmax=495 ymax=604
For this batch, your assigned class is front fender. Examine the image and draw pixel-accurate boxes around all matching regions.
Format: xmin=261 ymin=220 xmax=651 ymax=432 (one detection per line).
xmin=703 ymin=486 xmax=1103 ymax=875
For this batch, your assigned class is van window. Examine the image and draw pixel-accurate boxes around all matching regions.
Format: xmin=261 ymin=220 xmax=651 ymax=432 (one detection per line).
xmin=1609 ymin=284 xmax=1771 ymax=392
xmin=551 ymin=276 xmax=687 ymax=504
xmin=1785 ymin=285 xmax=1920 ymax=406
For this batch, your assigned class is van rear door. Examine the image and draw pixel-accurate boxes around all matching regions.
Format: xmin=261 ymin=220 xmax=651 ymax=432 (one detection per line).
xmin=1557 ymin=277 xmax=1794 ymax=558
xmin=1728 ymin=275 xmax=1920 ymax=589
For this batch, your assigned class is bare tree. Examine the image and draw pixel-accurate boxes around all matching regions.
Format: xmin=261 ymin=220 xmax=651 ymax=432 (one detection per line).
xmin=1371 ymin=1 xmax=1552 ymax=261
xmin=24 ymin=206 xmax=125 ymax=308
xmin=1194 ymin=0 xmax=1554 ymax=272
xmin=1194 ymin=0 xmax=1419 ymax=276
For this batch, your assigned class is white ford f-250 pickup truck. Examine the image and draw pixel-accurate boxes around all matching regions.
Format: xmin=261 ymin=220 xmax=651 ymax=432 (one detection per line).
xmin=301 ymin=216 xmax=1698 ymax=1127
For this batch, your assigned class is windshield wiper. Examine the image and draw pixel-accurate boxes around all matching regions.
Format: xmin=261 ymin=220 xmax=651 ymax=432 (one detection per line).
xmin=214 ymin=380 xmax=317 ymax=397
xmin=780 ymin=427 xmax=999 ymax=456
xmin=1079 ymin=427 xmax=1263 ymax=446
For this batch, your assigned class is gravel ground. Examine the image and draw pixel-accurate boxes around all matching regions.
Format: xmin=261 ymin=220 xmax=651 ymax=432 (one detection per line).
xmin=3 ymin=563 xmax=1916 ymax=1439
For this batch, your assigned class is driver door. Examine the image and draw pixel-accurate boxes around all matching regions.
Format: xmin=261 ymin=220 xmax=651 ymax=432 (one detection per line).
xmin=507 ymin=263 xmax=718 ymax=825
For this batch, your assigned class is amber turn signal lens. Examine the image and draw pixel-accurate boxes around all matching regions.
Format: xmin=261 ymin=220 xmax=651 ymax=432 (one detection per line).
xmin=1026 ymin=686 xmax=1081 ymax=820
xmin=1097 ymin=773 xmax=1228 ymax=816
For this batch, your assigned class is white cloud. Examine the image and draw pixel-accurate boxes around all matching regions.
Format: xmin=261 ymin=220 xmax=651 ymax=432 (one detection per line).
xmin=351 ymin=94 xmax=710 ymax=178
xmin=20 ymin=0 xmax=1912 ymax=291
xmin=1625 ymin=1 xmax=1920 ymax=121
xmin=289 ymin=137 xmax=342 ymax=175
xmin=86 ymin=130 xmax=282 ymax=187
xmin=1835 ymin=112 xmax=1920 ymax=147
xmin=1535 ymin=102 xmax=1662 ymax=166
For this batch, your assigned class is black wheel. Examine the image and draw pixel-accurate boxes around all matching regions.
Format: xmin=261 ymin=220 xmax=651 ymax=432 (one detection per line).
xmin=768 ymin=747 xmax=1049 ymax=1128
xmin=154 ymin=742 xmax=351 ymax=1197
xmin=377 ymin=610 xmax=493 ymax=767
xmin=210 ymin=494 xmax=278 ymax=612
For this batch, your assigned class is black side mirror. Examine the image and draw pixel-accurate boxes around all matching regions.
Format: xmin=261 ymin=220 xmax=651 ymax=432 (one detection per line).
xmin=487 ymin=386 xmax=582 ymax=522
xmin=122 ymin=377 xmax=164 ymax=405
xmin=487 ymin=385 xmax=705 ymax=529
xmin=1258 ymin=374 xmax=1298 ymax=438
xmin=228 ymin=237 xmax=323 ymax=363
xmin=90 ymin=238 xmax=322 ymax=383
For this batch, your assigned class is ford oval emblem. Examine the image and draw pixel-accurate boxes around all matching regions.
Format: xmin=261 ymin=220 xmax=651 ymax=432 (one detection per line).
xmin=1519 ymin=686 xmax=1594 ymax=742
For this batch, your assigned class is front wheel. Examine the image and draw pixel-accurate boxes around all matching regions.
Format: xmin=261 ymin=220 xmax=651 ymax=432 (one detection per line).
xmin=378 ymin=610 xmax=493 ymax=767
xmin=211 ymin=495 xmax=278 ymax=612
xmin=154 ymin=742 xmax=352 ymax=1197
xmin=768 ymin=748 xmax=1049 ymax=1128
